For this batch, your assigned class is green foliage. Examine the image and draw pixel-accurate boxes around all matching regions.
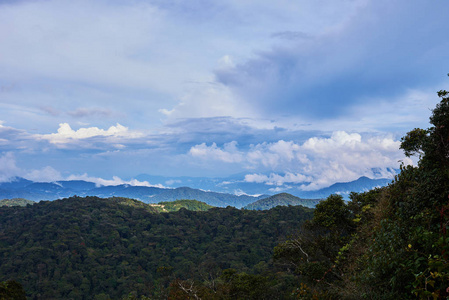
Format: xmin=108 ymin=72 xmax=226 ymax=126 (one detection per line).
xmin=273 ymin=194 xmax=357 ymax=297
xmin=331 ymin=85 xmax=449 ymax=299
xmin=0 ymin=280 xmax=27 ymax=300
xmin=400 ymin=128 xmax=428 ymax=158
xmin=0 ymin=196 xmax=313 ymax=299
xmin=312 ymin=194 xmax=353 ymax=233
xmin=244 ymin=193 xmax=321 ymax=210
xmin=155 ymin=199 xmax=214 ymax=212
xmin=412 ymin=241 xmax=449 ymax=299
xmin=0 ymin=198 xmax=35 ymax=207
xmin=167 ymin=268 xmax=298 ymax=300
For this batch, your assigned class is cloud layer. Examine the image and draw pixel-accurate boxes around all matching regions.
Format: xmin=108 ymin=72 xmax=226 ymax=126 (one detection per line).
xmin=189 ymin=131 xmax=409 ymax=190
xmin=0 ymin=0 xmax=447 ymax=191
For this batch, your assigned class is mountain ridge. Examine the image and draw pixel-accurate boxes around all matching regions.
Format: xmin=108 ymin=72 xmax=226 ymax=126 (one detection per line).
xmin=0 ymin=175 xmax=392 ymax=208
xmin=244 ymin=193 xmax=321 ymax=210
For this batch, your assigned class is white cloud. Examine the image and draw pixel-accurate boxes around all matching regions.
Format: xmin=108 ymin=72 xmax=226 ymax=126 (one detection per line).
xmin=302 ymin=131 xmax=362 ymax=152
xmin=268 ymin=186 xmax=292 ymax=193
xmin=189 ymin=131 xmax=409 ymax=190
xmin=244 ymin=172 xmax=311 ymax=186
xmin=189 ymin=141 xmax=244 ymax=163
xmin=0 ymin=152 xmax=65 ymax=183
xmin=247 ymin=140 xmax=303 ymax=168
xmin=38 ymin=123 xmax=143 ymax=145
xmin=233 ymin=189 xmax=262 ymax=197
xmin=0 ymin=152 xmax=21 ymax=182
xmin=24 ymin=166 xmax=63 ymax=182
xmin=66 ymin=173 xmax=166 ymax=188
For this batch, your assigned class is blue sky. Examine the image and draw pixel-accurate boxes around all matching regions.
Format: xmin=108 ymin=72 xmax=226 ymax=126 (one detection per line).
xmin=0 ymin=0 xmax=448 ymax=191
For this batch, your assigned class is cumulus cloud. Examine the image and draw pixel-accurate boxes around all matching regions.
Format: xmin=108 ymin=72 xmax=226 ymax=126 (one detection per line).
xmin=233 ymin=189 xmax=263 ymax=197
xmin=189 ymin=141 xmax=244 ymax=163
xmin=0 ymin=152 xmax=21 ymax=182
xmin=244 ymin=172 xmax=311 ymax=186
xmin=38 ymin=123 xmax=143 ymax=146
xmin=24 ymin=166 xmax=63 ymax=182
xmin=268 ymin=186 xmax=292 ymax=193
xmin=247 ymin=140 xmax=304 ymax=169
xmin=66 ymin=173 xmax=166 ymax=188
xmin=0 ymin=152 xmax=64 ymax=183
xmin=188 ymin=131 xmax=410 ymax=190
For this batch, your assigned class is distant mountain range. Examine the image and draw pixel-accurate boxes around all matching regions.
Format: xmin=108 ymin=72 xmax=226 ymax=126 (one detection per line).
xmin=0 ymin=177 xmax=266 ymax=208
xmin=134 ymin=172 xmax=394 ymax=199
xmin=294 ymin=176 xmax=392 ymax=199
xmin=0 ymin=175 xmax=393 ymax=208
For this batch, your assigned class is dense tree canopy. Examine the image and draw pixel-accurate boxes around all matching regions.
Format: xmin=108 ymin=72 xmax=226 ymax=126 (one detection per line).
xmin=0 ymin=196 xmax=312 ymax=299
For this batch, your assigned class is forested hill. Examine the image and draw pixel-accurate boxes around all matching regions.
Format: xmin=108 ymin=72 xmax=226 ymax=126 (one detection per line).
xmin=0 ymin=196 xmax=313 ymax=299
xmin=244 ymin=193 xmax=321 ymax=210
xmin=153 ymin=199 xmax=214 ymax=212
xmin=0 ymin=198 xmax=34 ymax=207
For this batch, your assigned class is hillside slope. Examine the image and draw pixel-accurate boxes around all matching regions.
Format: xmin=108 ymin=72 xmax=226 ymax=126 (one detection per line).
xmin=0 ymin=196 xmax=313 ymax=299
xmin=153 ymin=199 xmax=214 ymax=212
xmin=244 ymin=193 xmax=321 ymax=210
xmin=0 ymin=198 xmax=35 ymax=207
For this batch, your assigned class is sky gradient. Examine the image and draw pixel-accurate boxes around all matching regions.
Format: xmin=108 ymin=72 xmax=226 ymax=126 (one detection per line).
xmin=1 ymin=0 xmax=448 ymax=191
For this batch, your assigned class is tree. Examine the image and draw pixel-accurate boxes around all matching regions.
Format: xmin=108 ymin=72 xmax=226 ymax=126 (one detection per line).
xmin=401 ymin=88 xmax=449 ymax=168
xmin=0 ymin=280 xmax=27 ymax=300
xmin=356 ymin=84 xmax=449 ymax=298
xmin=311 ymin=194 xmax=353 ymax=235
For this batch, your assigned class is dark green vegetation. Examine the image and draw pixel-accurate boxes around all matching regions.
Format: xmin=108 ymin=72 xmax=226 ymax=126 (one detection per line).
xmin=0 ymin=280 xmax=27 ymax=300
xmin=243 ymin=193 xmax=321 ymax=210
xmin=0 ymin=198 xmax=34 ymax=207
xmin=0 ymin=196 xmax=313 ymax=299
xmin=153 ymin=199 xmax=214 ymax=212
